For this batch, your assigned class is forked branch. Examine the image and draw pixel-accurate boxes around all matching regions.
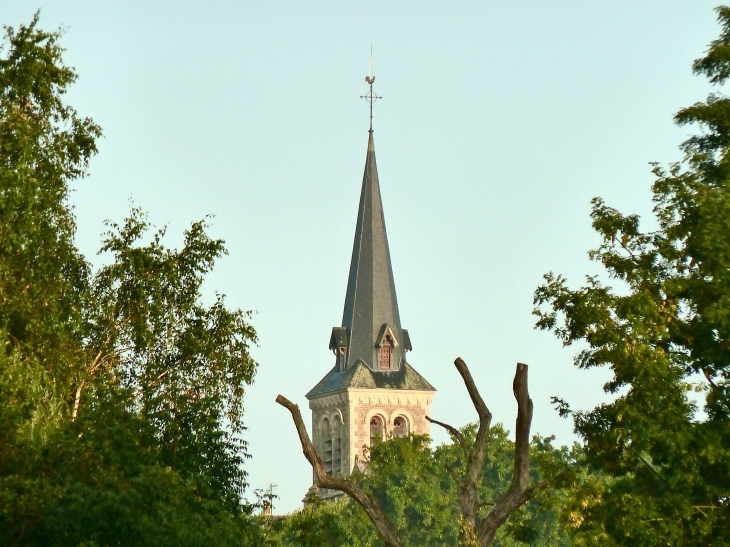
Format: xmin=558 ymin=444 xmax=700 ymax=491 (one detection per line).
xmin=429 ymin=360 xmax=542 ymax=547
xmin=477 ymin=362 xmax=544 ymax=546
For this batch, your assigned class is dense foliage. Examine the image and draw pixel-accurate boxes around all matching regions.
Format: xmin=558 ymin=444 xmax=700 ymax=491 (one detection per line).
xmin=271 ymin=429 xmax=572 ymax=547
xmin=8 ymin=5 xmax=730 ymax=546
xmin=533 ymin=7 xmax=730 ymax=546
xmin=0 ymin=15 xmax=261 ymax=545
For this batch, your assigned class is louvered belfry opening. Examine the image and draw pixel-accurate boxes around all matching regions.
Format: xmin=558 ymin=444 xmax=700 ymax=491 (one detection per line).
xmin=321 ymin=417 xmax=332 ymax=475
xmin=393 ymin=416 xmax=408 ymax=438
xmin=379 ymin=338 xmax=391 ymax=369
xmin=333 ymin=415 xmax=342 ymax=475
xmin=370 ymin=415 xmax=384 ymax=446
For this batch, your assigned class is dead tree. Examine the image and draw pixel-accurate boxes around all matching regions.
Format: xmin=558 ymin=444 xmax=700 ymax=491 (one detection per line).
xmin=426 ymin=359 xmax=543 ymax=546
xmin=276 ymin=358 xmax=542 ymax=547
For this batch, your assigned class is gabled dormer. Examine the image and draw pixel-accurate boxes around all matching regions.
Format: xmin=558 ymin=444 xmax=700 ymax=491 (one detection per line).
xmin=329 ymin=327 xmax=349 ymax=371
xmin=375 ymin=324 xmax=399 ymax=370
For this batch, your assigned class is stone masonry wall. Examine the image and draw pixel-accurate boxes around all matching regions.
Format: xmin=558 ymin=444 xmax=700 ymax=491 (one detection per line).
xmin=308 ymin=388 xmax=434 ymax=496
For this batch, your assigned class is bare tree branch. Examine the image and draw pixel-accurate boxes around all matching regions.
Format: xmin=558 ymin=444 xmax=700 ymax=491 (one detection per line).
xmin=512 ymin=362 xmax=532 ymax=491
xmin=454 ymin=357 xmax=492 ymax=426
xmin=448 ymin=357 xmax=494 ymax=545
xmin=432 ymin=360 xmax=542 ymax=547
xmin=275 ymin=395 xmax=404 ymax=547
xmin=426 ymin=415 xmax=469 ymax=457
xmin=478 ymin=362 xmax=541 ymax=546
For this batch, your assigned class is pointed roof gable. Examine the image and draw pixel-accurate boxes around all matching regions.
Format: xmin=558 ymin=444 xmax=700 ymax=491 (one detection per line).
xmin=341 ymin=132 xmax=406 ymax=369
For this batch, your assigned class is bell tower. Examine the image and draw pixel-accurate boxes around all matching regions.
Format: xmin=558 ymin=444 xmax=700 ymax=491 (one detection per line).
xmin=306 ymin=125 xmax=436 ymax=498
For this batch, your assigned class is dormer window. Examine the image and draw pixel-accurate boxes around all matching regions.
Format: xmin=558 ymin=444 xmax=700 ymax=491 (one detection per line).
xmin=379 ymin=338 xmax=391 ymax=369
xmin=376 ymin=324 xmax=399 ymax=370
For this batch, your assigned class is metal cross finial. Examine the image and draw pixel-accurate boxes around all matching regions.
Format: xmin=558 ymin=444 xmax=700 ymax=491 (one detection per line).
xmin=360 ymin=47 xmax=382 ymax=132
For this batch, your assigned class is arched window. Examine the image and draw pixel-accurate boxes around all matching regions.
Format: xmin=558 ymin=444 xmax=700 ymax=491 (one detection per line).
xmin=393 ymin=416 xmax=408 ymax=438
xmin=321 ymin=417 xmax=332 ymax=475
xmin=370 ymin=415 xmax=384 ymax=446
xmin=333 ymin=415 xmax=342 ymax=476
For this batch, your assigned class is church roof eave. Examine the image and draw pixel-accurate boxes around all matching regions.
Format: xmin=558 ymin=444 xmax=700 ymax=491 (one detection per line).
xmin=306 ymin=361 xmax=436 ymax=399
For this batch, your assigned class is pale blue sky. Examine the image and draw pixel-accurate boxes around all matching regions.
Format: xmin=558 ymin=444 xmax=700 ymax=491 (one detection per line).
xmin=1 ymin=1 xmax=721 ymax=512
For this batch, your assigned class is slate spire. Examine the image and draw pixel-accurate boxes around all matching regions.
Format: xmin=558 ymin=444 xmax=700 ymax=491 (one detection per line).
xmin=309 ymin=129 xmax=434 ymax=398
xmin=339 ymin=131 xmax=408 ymax=370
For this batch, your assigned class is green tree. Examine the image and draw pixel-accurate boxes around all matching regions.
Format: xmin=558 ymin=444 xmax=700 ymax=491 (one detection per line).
xmin=275 ymin=430 xmax=572 ymax=547
xmin=533 ymin=6 xmax=730 ymax=545
xmin=272 ymin=497 xmax=377 ymax=547
xmin=0 ymin=15 xmax=261 ymax=545
xmin=84 ymin=208 xmax=258 ymax=508
xmin=0 ymin=12 xmax=99 ymax=424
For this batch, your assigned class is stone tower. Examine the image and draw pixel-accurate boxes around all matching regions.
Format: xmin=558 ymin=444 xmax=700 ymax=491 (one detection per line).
xmin=306 ymin=130 xmax=436 ymax=498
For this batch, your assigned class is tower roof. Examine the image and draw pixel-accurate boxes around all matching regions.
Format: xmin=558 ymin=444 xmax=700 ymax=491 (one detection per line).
xmin=306 ymin=361 xmax=435 ymax=398
xmin=306 ymin=131 xmax=435 ymax=399
xmin=341 ymin=131 xmax=406 ymax=369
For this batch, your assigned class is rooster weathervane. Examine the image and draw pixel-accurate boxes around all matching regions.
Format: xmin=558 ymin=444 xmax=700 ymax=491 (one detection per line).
xmin=360 ymin=47 xmax=382 ymax=132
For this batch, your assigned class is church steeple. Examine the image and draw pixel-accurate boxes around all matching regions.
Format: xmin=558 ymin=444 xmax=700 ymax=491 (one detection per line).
xmin=307 ymin=66 xmax=433 ymax=399
xmin=304 ymin=70 xmax=434 ymax=495
xmin=309 ymin=129 xmax=434 ymax=397
xmin=337 ymin=132 xmax=409 ymax=371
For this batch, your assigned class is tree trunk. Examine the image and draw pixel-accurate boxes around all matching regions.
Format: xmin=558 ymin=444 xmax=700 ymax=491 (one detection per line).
xmin=428 ymin=360 xmax=543 ymax=547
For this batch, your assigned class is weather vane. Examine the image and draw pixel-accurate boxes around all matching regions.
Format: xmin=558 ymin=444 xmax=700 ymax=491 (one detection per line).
xmin=360 ymin=46 xmax=382 ymax=133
